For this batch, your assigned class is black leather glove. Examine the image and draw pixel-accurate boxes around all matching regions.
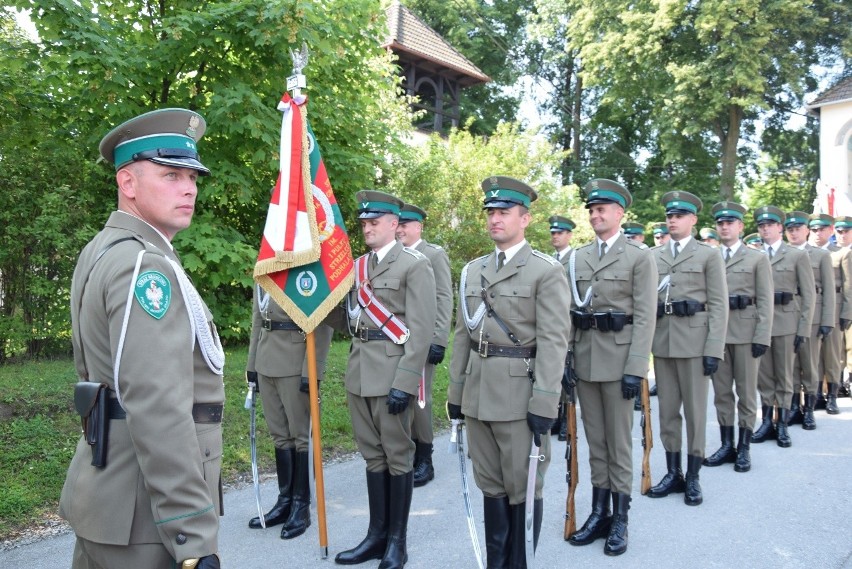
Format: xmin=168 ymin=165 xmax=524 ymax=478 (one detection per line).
xmin=299 ymin=376 xmax=321 ymax=394
xmin=703 ymin=356 xmax=720 ymax=376
xmin=841 ymin=318 xmax=851 ymax=331
xmin=447 ymin=402 xmax=464 ymax=420
xmin=751 ymin=343 xmax=768 ymax=358
xmin=793 ymin=335 xmax=806 ymax=351
xmin=246 ymin=371 xmax=259 ymax=392
xmin=818 ymin=325 xmax=833 ymax=338
xmin=621 ymin=375 xmax=642 ymax=400
xmin=427 ymin=343 xmax=446 ymax=365
xmin=183 ymin=554 xmax=220 ymax=569
xmin=527 ymin=412 xmax=554 ymax=447
xmin=386 ymin=388 xmax=410 ymax=415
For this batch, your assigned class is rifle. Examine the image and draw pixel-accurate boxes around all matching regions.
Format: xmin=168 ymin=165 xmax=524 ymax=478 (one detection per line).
xmin=640 ymin=377 xmax=653 ymax=495
xmin=562 ymin=387 xmax=578 ymax=540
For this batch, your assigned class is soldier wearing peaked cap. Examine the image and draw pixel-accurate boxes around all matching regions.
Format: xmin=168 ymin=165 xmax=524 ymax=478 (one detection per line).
xmin=548 ymin=214 xmax=575 ymax=441
xmin=744 ymin=233 xmax=763 ymax=249
xmin=61 ymin=109 xmax=223 ymax=569
xmin=564 ymin=179 xmax=657 ymax=556
xmin=750 ymin=206 xmax=815 ymax=448
xmin=699 ymin=228 xmax=720 ymax=247
xmin=702 ymin=201 xmax=773 ymax=473
xmin=833 ymin=217 xmax=852 ymax=393
xmin=336 ymin=191 xmax=436 ymax=568
xmin=652 ymin=222 xmax=670 ymax=247
xmin=448 ymin=176 xmax=570 ymax=566
xmin=394 ymin=202 xmax=453 ymax=488
xmin=784 ymin=213 xmax=834 ymax=429
xmin=622 ymin=222 xmax=649 ymax=249
xmin=648 ymin=191 xmax=728 ymax=507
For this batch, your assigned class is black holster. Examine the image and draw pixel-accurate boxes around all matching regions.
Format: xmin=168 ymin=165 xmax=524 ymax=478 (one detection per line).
xmin=774 ymin=291 xmax=793 ymax=305
xmin=74 ymin=382 xmax=110 ymax=468
xmin=729 ymin=294 xmax=754 ymax=310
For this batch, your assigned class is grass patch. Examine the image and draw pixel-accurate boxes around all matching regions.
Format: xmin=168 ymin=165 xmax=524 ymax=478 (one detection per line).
xmin=0 ymin=337 xmax=451 ymax=540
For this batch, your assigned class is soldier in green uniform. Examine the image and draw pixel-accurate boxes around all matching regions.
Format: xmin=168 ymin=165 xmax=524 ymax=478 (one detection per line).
xmin=744 ymin=233 xmax=763 ymax=250
xmin=652 ymin=222 xmax=670 ymax=247
xmin=622 ymin=221 xmax=649 ymax=248
xmin=751 ymin=206 xmax=815 ymax=447
xmin=448 ymin=176 xmax=571 ymax=567
xmin=61 ymin=109 xmax=222 ymax=569
xmin=648 ymin=191 xmax=728 ymax=507
xmin=703 ymin=202 xmax=773 ymax=473
xmin=566 ymin=180 xmax=657 ymax=556
xmin=699 ymin=227 xmax=721 ymax=248
xmin=833 ymin=217 xmax=852 ymax=395
xmin=784 ymin=212 xmax=834 ymax=430
xmin=245 ymin=288 xmax=335 ymax=537
xmin=395 ymin=203 xmax=453 ymax=487
xmin=548 ymin=214 xmax=575 ymax=441
xmin=335 ymin=191 xmax=436 ymax=569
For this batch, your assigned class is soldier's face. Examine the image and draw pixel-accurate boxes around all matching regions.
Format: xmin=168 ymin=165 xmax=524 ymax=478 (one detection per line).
xmin=117 ymin=161 xmax=199 ymax=240
xmin=758 ymin=221 xmax=782 ymax=244
xmin=715 ymin=219 xmax=743 ymax=246
xmin=837 ymin=228 xmax=852 ymax=247
xmin=550 ymin=229 xmax=572 ymax=250
xmin=395 ymin=220 xmax=422 ymax=247
xmin=665 ymin=212 xmax=696 ymax=240
xmin=785 ymin=224 xmax=808 ymax=246
xmin=587 ymin=203 xmax=623 ymax=239
xmin=654 ymin=233 xmax=670 ymax=246
xmin=810 ymin=225 xmax=833 ymax=247
xmin=486 ymin=206 xmax=530 ymax=248
xmin=361 ymin=214 xmax=398 ymax=250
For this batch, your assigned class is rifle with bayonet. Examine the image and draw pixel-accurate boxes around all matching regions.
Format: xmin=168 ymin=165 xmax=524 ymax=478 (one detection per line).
xmin=640 ymin=377 xmax=653 ymax=495
xmin=562 ymin=351 xmax=578 ymax=540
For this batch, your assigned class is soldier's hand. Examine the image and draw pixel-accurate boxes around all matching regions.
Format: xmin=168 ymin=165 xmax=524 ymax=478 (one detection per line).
xmin=793 ymin=335 xmax=806 ymax=351
xmin=386 ymin=388 xmax=410 ymax=415
xmin=299 ymin=376 xmax=321 ymax=394
xmin=841 ymin=318 xmax=852 ymax=331
xmin=818 ymin=325 xmax=833 ymax=338
xmin=527 ymin=412 xmax=553 ymax=447
xmin=447 ymin=402 xmax=464 ymax=420
xmin=246 ymin=371 xmax=259 ymax=392
xmin=182 ymin=554 xmax=220 ymax=569
xmin=702 ymin=356 xmax=720 ymax=376
xmin=751 ymin=343 xmax=768 ymax=358
xmin=427 ymin=344 xmax=446 ymax=365
xmin=621 ymin=375 xmax=642 ymax=400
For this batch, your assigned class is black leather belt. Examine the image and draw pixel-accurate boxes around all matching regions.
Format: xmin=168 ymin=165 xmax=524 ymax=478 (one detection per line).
xmin=357 ymin=328 xmax=390 ymax=341
xmin=471 ymin=341 xmax=536 ymax=358
xmin=262 ymin=319 xmax=303 ymax=332
xmin=774 ymin=291 xmax=794 ymax=305
xmin=658 ymin=300 xmax=706 ymax=317
xmin=108 ymin=401 xmax=223 ymax=424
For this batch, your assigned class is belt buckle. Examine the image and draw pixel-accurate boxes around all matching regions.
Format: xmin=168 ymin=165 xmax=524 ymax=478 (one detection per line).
xmin=358 ymin=328 xmax=370 ymax=342
xmin=262 ymin=319 xmax=272 ymax=330
xmin=664 ymin=302 xmax=673 ymax=315
xmin=478 ymin=340 xmax=489 ymax=358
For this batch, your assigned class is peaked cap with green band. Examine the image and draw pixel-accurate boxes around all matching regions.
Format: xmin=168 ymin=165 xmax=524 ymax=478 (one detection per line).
xmin=481 ymin=176 xmax=537 ymax=209
xmin=753 ymin=205 xmax=784 ymax=225
xmin=99 ymin=108 xmax=210 ymax=175
xmin=583 ymin=178 xmax=632 ymax=209
xmin=622 ymin=221 xmax=644 ymax=236
xmin=808 ymin=213 xmax=834 ymax=228
xmin=548 ymin=215 xmax=575 ymax=232
xmin=711 ymin=201 xmax=746 ymax=222
xmin=661 ymin=190 xmax=702 ymax=215
xmin=784 ymin=211 xmax=811 ymax=227
xmin=699 ymin=227 xmax=719 ymax=241
xmin=399 ymin=203 xmax=427 ymax=223
xmin=652 ymin=222 xmax=669 ymax=235
xmin=835 ymin=216 xmax=852 ymax=230
xmin=355 ymin=190 xmax=403 ymax=219
xmin=744 ymin=233 xmax=762 ymax=245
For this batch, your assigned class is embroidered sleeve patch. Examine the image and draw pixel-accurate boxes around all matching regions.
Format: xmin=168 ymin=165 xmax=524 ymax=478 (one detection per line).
xmin=134 ymin=270 xmax=171 ymax=319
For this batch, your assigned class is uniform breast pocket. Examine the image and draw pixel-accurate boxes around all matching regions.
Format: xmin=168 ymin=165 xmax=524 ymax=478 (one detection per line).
xmin=373 ymin=277 xmax=402 ymax=313
xmin=678 ymin=264 xmax=704 ymax=286
xmin=499 ymin=285 xmax=532 ymax=320
xmin=602 ymin=271 xmax=630 ymax=303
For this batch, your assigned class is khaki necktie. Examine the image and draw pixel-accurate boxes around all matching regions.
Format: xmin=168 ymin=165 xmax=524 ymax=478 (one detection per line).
xmin=767 ymin=246 xmax=774 ymax=259
xmin=370 ymin=252 xmax=378 ymax=271
xmin=599 ymin=242 xmax=607 ymax=259
xmin=725 ymin=247 xmax=732 ymax=262
xmin=497 ymin=251 xmax=506 ymax=271
xmin=673 ymin=241 xmax=680 ymax=259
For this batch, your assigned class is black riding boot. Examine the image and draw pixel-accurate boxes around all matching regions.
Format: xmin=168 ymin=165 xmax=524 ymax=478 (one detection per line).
xmin=281 ymin=451 xmax=311 ymax=539
xmin=378 ymin=471 xmax=413 ymax=569
xmin=703 ymin=425 xmax=736 ymax=466
xmin=412 ymin=442 xmax=434 ymax=487
xmin=647 ymin=452 xmax=685 ymax=498
xmin=775 ymin=409 xmax=791 ymax=448
xmin=734 ymin=427 xmax=752 ymax=472
xmin=249 ymin=447 xmax=293 ymax=529
xmin=508 ymin=502 xmax=527 ymax=569
xmin=787 ymin=391 xmax=804 ymax=425
xmin=803 ymin=394 xmax=817 ymax=430
xmin=483 ymin=496 xmax=511 ymax=569
xmin=751 ymin=405 xmax=776 ymax=442
xmin=816 ymin=384 xmax=827 ymax=410
xmin=604 ymin=493 xmax=630 ymax=556
xmin=827 ymin=383 xmax=840 ymax=415
xmin=568 ymin=487 xmax=612 ymax=545
xmin=335 ymin=470 xmax=389 ymax=565
xmin=684 ymin=455 xmax=703 ymax=506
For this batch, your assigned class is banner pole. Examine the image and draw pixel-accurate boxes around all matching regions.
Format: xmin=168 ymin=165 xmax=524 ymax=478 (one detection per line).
xmin=306 ymin=331 xmax=329 ymax=558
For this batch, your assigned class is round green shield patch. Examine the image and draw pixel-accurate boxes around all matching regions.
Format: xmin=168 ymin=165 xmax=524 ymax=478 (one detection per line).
xmin=134 ymin=270 xmax=171 ymax=319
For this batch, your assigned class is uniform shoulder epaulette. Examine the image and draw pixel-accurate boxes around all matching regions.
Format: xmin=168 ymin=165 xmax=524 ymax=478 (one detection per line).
xmin=625 ymin=239 xmax=644 ymax=249
xmin=424 ymin=242 xmax=444 ymax=251
xmin=402 ymin=246 xmax=426 ymax=259
xmin=531 ymin=250 xmax=559 ymax=266
xmin=694 ymin=240 xmax=713 ymax=250
xmin=469 ymin=254 xmax=489 ymax=267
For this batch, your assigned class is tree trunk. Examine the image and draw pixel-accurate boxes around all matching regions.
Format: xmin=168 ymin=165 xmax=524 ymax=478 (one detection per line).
xmin=718 ymin=105 xmax=743 ymax=201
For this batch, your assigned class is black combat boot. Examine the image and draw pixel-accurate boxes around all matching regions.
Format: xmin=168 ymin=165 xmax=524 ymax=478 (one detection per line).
xmin=647 ymin=452 xmax=686 ymax=498
xmin=826 ymin=383 xmax=840 ymax=415
xmin=378 ymin=471 xmax=413 ymax=569
xmin=568 ymin=487 xmax=612 ymax=545
xmin=703 ymin=425 xmax=736 ymax=466
xmin=787 ymin=391 xmax=804 ymax=425
xmin=734 ymin=427 xmax=752 ymax=473
xmin=684 ymin=455 xmax=703 ymax=506
xmin=412 ymin=442 xmax=434 ymax=487
xmin=483 ymin=496 xmax=511 ymax=569
xmin=775 ymin=409 xmax=791 ymax=448
xmin=803 ymin=394 xmax=817 ymax=430
xmin=815 ymin=384 xmax=827 ymax=410
xmin=335 ymin=470 xmax=389 ymax=565
xmin=508 ymin=501 xmax=527 ymax=568
xmin=751 ymin=405 xmax=776 ymax=442
xmin=249 ymin=447 xmax=293 ymax=529
xmin=604 ymin=493 xmax=630 ymax=556
xmin=281 ymin=451 xmax=311 ymax=539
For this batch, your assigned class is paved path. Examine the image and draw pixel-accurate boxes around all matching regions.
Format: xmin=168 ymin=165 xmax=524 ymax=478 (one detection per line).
xmin=3 ymin=391 xmax=852 ymax=568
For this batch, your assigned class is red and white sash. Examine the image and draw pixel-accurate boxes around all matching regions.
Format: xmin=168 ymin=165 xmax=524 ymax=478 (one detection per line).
xmin=352 ymin=254 xmax=410 ymax=345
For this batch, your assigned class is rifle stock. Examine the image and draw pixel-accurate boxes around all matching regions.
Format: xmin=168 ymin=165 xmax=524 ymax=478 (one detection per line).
xmin=640 ymin=378 xmax=653 ymax=495
xmin=563 ymin=395 xmax=578 ymax=540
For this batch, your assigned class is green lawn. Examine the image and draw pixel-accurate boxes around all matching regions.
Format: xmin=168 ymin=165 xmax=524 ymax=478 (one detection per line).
xmin=0 ymin=338 xmax=451 ymax=540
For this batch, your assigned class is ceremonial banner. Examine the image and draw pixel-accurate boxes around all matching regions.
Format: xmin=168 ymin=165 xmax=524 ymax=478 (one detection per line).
xmin=254 ymin=92 xmax=354 ymax=333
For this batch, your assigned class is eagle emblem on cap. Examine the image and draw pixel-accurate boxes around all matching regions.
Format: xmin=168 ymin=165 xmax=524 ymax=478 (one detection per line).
xmin=490 ymin=176 xmax=499 ymax=189
xmin=186 ymin=115 xmax=200 ymax=138
xmin=590 ymin=180 xmax=599 ymax=190
xmin=672 ymin=191 xmax=680 ymax=200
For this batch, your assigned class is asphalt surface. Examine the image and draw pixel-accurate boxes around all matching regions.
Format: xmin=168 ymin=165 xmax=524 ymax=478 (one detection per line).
xmin=3 ymin=388 xmax=852 ymax=569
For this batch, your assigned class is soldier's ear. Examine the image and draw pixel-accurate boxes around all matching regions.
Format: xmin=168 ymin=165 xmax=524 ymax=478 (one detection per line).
xmin=116 ymin=166 xmax=137 ymax=200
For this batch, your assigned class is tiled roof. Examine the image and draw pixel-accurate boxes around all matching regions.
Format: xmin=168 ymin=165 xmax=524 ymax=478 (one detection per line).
xmin=808 ymin=75 xmax=852 ymax=109
xmin=383 ymin=1 xmax=490 ymax=86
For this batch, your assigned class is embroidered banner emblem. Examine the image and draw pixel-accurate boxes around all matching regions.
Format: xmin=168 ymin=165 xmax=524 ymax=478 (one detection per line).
xmin=134 ymin=270 xmax=171 ymax=319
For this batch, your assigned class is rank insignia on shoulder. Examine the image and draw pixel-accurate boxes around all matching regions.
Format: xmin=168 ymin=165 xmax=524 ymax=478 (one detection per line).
xmin=134 ymin=270 xmax=171 ymax=319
